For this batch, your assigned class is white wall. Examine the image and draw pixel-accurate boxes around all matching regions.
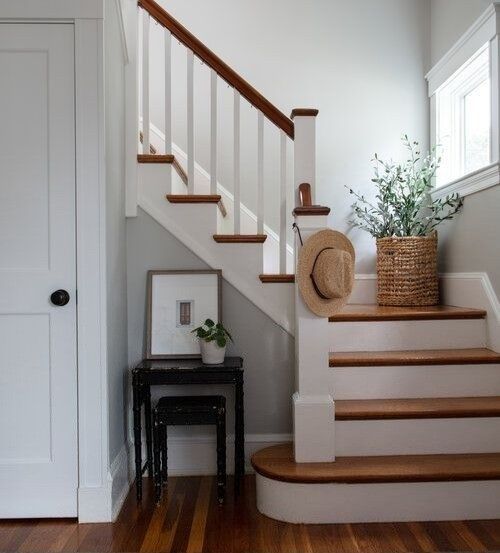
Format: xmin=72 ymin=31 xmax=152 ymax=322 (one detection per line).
xmin=146 ymin=0 xmax=430 ymax=273
xmin=105 ymin=0 xmax=129 ymax=464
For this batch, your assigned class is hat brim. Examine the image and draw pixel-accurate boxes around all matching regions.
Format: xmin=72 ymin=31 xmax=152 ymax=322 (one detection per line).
xmin=297 ymin=229 xmax=355 ymax=317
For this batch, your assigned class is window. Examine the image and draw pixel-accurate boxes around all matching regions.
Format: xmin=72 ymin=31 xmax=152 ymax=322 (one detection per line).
xmin=435 ymin=44 xmax=491 ymax=187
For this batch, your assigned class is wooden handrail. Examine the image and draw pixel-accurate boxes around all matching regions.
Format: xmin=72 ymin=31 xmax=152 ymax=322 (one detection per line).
xmin=138 ymin=0 xmax=294 ymax=139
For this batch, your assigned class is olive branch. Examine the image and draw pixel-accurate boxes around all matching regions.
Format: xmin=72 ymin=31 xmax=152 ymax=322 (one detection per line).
xmin=346 ymin=136 xmax=463 ymax=238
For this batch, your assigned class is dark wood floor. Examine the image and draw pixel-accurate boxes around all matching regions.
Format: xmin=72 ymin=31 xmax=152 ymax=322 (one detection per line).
xmin=1 ymin=476 xmax=500 ymax=552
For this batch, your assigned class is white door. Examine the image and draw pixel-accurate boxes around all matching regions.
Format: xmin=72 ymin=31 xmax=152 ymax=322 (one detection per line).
xmin=0 ymin=24 xmax=78 ymax=517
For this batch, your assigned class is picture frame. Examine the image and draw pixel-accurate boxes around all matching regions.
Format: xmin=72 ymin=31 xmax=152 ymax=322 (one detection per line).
xmin=146 ymin=269 xmax=222 ymax=359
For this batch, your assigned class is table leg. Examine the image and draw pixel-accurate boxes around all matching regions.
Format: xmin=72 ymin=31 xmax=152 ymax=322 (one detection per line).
xmin=144 ymin=385 xmax=154 ymax=478
xmin=132 ymin=374 xmax=143 ymax=501
xmin=234 ymin=377 xmax=244 ymax=495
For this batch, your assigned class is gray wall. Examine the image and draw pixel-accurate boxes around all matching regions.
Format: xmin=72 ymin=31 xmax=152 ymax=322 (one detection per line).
xmin=430 ymin=0 xmax=491 ymax=66
xmin=127 ymin=209 xmax=294 ymax=436
xmin=105 ymin=0 xmax=129 ymax=464
xmin=430 ymin=0 xmax=500 ymax=296
xmin=439 ymin=187 xmax=500 ymax=294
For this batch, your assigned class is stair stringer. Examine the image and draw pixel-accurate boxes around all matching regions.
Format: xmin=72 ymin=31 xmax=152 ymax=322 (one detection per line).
xmin=138 ymin=163 xmax=295 ymax=334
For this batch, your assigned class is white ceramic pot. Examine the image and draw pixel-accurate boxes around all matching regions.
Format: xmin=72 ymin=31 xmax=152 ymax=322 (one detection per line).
xmin=200 ymin=339 xmax=226 ymax=365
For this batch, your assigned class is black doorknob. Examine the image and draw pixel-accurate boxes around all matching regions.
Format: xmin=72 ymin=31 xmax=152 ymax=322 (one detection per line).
xmin=50 ymin=289 xmax=70 ymax=306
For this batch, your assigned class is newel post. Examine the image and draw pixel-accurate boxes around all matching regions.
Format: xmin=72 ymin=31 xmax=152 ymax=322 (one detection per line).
xmin=292 ymin=187 xmax=335 ymax=464
xmin=291 ymin=108 xmax=319 ymax=202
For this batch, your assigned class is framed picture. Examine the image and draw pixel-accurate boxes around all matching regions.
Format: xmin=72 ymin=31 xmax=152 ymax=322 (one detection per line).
xmin=146 ymin=269 xmax=222 ymax=359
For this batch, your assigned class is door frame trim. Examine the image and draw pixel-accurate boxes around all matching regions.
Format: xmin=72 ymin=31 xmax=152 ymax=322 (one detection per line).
xmin=0 ymin=2 xmax=110 ymax=522
xmin=74 ymin=16 xmax=110 ymax=522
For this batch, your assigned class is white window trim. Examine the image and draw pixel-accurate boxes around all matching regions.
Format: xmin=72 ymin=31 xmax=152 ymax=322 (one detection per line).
xmin=427 ymin=2 xmax=500 ymax=199
xmin=431 ymin=161 xmax=500 ymax=200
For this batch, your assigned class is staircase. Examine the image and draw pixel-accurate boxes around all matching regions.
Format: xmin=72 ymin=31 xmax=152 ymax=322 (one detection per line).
xmin=253 ymin=294 xmax=500 ymax=522
xmin=130 ymin=0 xmax=316 ymax=332
xmin=127 ymin=0 xmax=500 ymax=524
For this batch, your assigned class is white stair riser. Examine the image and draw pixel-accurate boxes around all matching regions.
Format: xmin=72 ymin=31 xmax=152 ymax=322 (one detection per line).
xmin=335 ymin=418 xmax=500 ymax=456
xmin=331 ymin=363 xmax=500 ymax=399
xmin=330 ymin=319 xmax=486 ymax=351
xmin=256 ymin=475 xmax=500 ymax=523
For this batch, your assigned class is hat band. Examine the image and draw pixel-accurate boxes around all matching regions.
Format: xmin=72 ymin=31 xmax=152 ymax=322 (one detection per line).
xmin=310 ymin=247 xmax=334 ymax=300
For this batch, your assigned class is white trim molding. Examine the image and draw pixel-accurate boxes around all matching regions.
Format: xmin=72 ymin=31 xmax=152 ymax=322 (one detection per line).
xmin=431 ymin=161 xmax=500 ymax=200
xmin=78 ymin=444 xmax=131 ymax=523
xmin=74 ymin=17 xmax=110 ymax=522
xmin=440 ymin=272 xmax=500 ymax=352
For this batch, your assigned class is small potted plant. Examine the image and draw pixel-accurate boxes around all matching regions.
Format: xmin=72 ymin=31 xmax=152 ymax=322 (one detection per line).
xmin=347 ymin=136 xmax=463 ymax=306
xmin=192 ymin=318 xmax=233 ymax=364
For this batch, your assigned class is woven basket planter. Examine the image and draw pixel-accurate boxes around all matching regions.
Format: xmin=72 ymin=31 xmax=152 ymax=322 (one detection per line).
xmin=376 ymin=233 xmax=439 ymax=306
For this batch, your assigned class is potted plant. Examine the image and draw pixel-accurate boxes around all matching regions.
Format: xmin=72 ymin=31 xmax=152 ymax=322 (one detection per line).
xmin=192 ymin=318 xmax=233 ymax=364
xmin=346 ymin=136 xmax=463 ymax=306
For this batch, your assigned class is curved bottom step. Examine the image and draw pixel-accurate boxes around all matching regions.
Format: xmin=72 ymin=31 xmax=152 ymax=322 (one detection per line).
xmin=252 ymin=444 xmax=500 ymax=523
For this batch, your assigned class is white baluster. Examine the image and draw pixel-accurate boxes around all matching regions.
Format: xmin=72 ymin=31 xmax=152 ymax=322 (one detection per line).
xmin=142 ymin=11 xmax=150 ymax=154
xmin=233 ymin=90 xmax=241 ymax=234
xmin=279 ymin=132 xmax=287 ymax=273
xmin=210 ymin=70 xmax=217 ymax=195
xmin=187 ymin=49 xmax=194 ymax=194
xmin=164 ymin=29 xmax=172 ymax=155
xmin=164 ymin=28 xmax=172 ymax=194
xmin=257 ymin=112 xmax=264 ymax=235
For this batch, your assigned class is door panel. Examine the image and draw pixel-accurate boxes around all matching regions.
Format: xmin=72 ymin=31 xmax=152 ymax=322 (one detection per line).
xmin=0 ymin=24 xmax=77 ymax=518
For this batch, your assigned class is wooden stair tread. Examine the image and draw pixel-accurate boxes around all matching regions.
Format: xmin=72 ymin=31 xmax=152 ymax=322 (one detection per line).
xmin=251 ymin=443 xmax=500 ymax=484
xmin=330 ymin=304 xmax=486 ymax=322
xmin=166 ymin=194 xmax=221 ymax=203
xmin=330 ymin=348 xmax=500 ymax=367
xmin=259 ymin=274 xmax=295 ymax=283
xmin=137 ymin=154 xmax=174 ymax=163
xmin=213 ymin=235 xmax=267 ymax=243
xmin=336 ymin=396 xmax=500 ymax=420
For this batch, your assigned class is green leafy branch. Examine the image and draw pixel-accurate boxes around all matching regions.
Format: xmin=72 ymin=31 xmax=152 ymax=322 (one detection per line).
xmin=346 ymin=136 xmax=463 ymax=238
xmin=192 ymin=318 xmax=233 ymax=348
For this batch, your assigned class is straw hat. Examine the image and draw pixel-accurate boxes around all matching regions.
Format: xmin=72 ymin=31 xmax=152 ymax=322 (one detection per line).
xmin=297 ymin=229 xmax=355 ymax=317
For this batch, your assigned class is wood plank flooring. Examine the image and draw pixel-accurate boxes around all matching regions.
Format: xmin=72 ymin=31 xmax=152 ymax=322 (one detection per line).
xmin=1 ymin=476 xmax=500 ymax=552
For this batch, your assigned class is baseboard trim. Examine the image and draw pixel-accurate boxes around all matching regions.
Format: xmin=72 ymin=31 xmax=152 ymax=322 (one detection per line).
xmin=78 ymin=443 xmax=131 ymax=523
xmin=127 ymin=433 xmax=292 ymax=477
xmin=440 ymin=272 xmax=500 ymax=351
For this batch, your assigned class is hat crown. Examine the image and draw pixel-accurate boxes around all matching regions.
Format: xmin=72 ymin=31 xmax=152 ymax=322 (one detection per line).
xmin=312 ymin=249 xmax=354 ymax=299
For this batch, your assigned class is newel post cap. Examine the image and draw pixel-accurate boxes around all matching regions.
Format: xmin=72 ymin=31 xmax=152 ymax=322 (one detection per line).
xmin=290 ymin=108 xmax=319 ymax=119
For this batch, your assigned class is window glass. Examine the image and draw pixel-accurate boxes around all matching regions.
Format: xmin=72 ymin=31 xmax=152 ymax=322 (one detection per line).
xmin=435 ymin=44 xmax=490 ymax=186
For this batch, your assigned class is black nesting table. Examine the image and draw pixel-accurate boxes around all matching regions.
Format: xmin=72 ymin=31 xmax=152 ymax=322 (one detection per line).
xmin=132 ymin=357 xmax=244 ymax=500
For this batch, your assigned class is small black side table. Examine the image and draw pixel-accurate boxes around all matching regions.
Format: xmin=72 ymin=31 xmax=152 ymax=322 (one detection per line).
xmin=132 ymin=357 xmax=244 ymax=501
